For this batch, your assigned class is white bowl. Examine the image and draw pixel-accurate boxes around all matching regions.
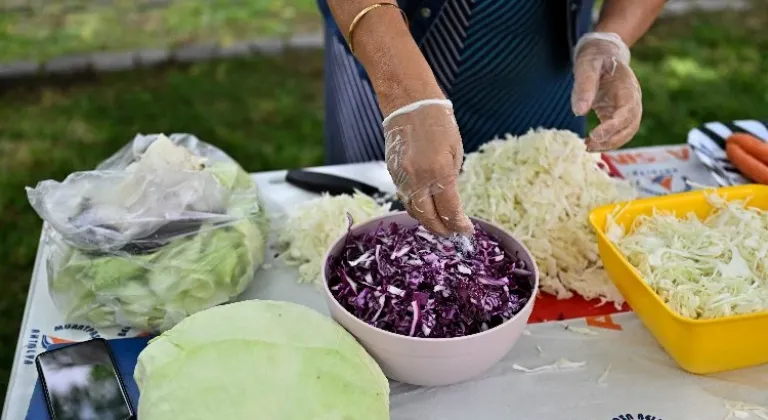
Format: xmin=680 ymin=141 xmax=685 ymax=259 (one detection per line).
xmin=322 ymin=212 xmax=539 ymax=386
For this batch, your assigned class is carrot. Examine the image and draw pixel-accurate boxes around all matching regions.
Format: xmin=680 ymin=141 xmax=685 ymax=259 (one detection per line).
xmin=727 ymin=142 xmax=768 ymax=184
xmin=727 ymin=133 xmax=768 ymax=166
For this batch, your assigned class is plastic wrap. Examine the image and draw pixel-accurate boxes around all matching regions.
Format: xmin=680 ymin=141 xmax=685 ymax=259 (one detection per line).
xmin=27 ymin=134 xmax=268 ymax=332
xmin=572 ymin=32 xmax=642 ymax=151
xmin=382 ymin=99 xmax=474 ymax=237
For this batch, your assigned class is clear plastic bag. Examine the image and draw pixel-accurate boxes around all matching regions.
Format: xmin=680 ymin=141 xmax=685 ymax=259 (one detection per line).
xmin=28 ymin=134 xmax=268 ymax=332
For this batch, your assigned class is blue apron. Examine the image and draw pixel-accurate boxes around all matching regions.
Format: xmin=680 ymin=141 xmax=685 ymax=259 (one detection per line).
xmin=319 ymin=0 xmax=595 ymax=164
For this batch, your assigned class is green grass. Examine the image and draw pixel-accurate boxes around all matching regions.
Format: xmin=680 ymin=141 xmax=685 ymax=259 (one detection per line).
xmin=628 ymin=3 xmax=768 ymax=146
xmin=1 ymin=4 xmax=768 ymax=405
xmin=0 ymin=0 xmax=321 ymax=63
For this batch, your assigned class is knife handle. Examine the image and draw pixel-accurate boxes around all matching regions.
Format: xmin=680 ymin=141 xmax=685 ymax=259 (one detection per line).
xmin=285 ymin=169 xmax=381 ymax=196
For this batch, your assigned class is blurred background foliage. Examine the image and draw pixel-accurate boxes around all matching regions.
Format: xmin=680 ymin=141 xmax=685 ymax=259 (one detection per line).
xmin=0 ymin=0 xmax=320 ymax=63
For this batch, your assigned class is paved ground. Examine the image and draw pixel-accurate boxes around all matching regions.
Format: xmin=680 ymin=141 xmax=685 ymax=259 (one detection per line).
xmin=0 ymin=32 xmax=324 ymax=78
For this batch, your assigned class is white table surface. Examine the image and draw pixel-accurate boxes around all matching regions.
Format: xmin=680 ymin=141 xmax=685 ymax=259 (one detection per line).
xmin=5 ymin=159 xmax=767 ymax=420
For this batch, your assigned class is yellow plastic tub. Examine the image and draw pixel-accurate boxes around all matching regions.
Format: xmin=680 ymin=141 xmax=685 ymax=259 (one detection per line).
xmin=589 ymin=184 xmax=768 ymax=374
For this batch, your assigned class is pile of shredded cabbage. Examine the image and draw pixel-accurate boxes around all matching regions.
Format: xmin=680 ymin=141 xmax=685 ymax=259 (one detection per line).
xmin=279 ymin=193 xmax=391 ymax=285
xmin=459 ymin=129 xmax=636 ymax=305
xmin=608 ymin=193 xmax=768 ymax=319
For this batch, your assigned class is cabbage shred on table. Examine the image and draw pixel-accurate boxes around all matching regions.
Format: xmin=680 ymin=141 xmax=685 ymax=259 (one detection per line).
xmin=459 ymin=129 xmax=636 ymax=305
xmin=279 ymin=193 xmax=392 ymax=285
xmin=608 ymin=193 xmax=768 ymax=319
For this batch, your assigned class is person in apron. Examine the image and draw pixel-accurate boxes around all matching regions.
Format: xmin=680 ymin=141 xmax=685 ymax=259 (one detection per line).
xmin=320 ymin=0 xmax=664 ymax=235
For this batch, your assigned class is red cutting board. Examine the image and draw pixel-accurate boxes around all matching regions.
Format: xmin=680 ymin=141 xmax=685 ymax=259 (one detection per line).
xmin=529 ymin=293 xmax=631 ymax=323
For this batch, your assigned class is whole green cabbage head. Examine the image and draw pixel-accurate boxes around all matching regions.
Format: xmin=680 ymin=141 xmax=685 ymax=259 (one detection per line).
xmin=134 ymin=300 xmax=390 ymax=420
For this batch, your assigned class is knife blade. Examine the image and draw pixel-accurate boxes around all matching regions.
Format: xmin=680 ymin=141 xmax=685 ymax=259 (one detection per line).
xmin=285 ymin=169 xmax=406 ymax=211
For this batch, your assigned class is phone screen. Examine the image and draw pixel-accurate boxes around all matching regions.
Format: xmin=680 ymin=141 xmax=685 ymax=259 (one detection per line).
xmin=36 ymin=339 xmax=134 ymax=420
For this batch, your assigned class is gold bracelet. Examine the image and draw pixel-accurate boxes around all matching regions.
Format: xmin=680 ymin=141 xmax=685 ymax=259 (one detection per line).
xmin=348 ymin=3 xmax=409 ymax=55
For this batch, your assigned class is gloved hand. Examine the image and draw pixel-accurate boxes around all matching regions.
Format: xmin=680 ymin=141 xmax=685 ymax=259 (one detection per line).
xmin=571 ymin=32 xmax=643 ymax=152
xmin=382 ymin=99 xmax=474 ymax=236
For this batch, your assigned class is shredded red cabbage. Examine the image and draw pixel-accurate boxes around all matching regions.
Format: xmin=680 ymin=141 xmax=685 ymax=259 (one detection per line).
xmin=327 ymin=222 xmax=534 ymax=339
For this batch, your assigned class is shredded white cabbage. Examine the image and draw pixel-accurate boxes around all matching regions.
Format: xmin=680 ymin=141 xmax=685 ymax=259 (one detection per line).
xmin=561 ymin=323 xmax=599 ymax=336
xmin=597 ymin=363 xmax=611 ymax=386
xmin=279 ymin=193 xmax=392 ymax=285
xmin=459 ymin=129 xmax=636 ymax=305
xmin=609 ymin=193 xmax=768 ymax=319
xmin=724 ymin=400 xmax=768 ymax=420
xmin=512 ymin=358 xmax=587 ymax=373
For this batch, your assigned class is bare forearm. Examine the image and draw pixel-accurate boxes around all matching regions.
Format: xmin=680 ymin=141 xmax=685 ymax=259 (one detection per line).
xmin=327 ymin=1 xmax=443 ymax=116
xmin=595 ymin=0 xmax=666 ymax=46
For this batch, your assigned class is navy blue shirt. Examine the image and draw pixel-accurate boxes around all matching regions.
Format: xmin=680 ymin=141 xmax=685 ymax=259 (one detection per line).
xmin=319 ymin=0 xmax=596 ymax=164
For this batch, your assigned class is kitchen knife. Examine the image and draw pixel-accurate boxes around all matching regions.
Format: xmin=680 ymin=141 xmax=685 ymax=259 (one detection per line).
xmin=285 ymin=169 xmax=406 ymax=211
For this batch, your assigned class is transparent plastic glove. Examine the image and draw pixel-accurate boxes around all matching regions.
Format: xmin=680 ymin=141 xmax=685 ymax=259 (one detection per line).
xmin=572 ymin=32 xmax=643 ymax=151
xmin=383 ymin=99 xmax=474 ymax=236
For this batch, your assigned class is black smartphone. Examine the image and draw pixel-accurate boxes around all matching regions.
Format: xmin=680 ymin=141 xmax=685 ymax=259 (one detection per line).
xmin=35 ymin=338 xmax=135 ymax=420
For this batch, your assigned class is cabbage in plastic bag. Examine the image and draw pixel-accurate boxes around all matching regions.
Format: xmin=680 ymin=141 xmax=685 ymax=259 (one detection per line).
xmin=28 ymin=134 xmax=248 ymax=251
xmin=29 ymin=134 xmax=268 ymax=332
